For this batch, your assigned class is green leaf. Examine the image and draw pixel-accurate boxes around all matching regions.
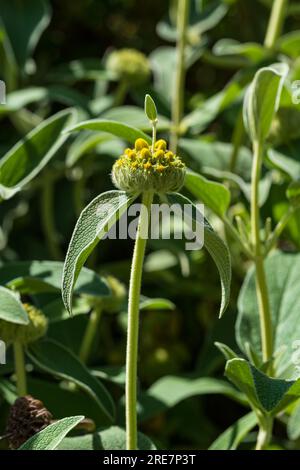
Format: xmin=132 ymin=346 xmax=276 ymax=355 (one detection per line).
xmin=65 ymin=119 xmax=151 ymax=145
xmin=57 ymin=426 xmax=156 ymax=450
xmin=288 ymin=400 xmax=300 ymax=440
xmin=149 ymin=47 xmax=176 ymax=104
xmin=0 ymin=286 xmax=29 ymax=325
xmin=137 ymin=375 xmax=247 ymax=422
xmin=214 ymin=341 xmax=239 ymax=361
xmin=184 ymin=169 xmax=230 ymax=217
xmin=209 ymin=412 xmax=257 ymax=450
xmin=139 ymin=298 xmax=175 ymax=311
xmin=213 ymin=39 xmax=265 ymax=63
xmin=286 ymin=181 xmax=300 ymax=207
xmin=278 ymin=31 xmax=300 ymax=59
xmin=18 ymin=416 xmax=84 ymax=450
xmin=166 ymin=193 xmax=231 ymax=317
xmin=62 ymin=190 xmax=136 ymax=314
xmin=243 ymin=64 xmax=288 ymax=143
xmin=205 ymin=167 xmax=273 ymax=207
xmin=267 ymin=147 xmax=300 ymax=180
xmin=65 ymin=132 xmax=117 ymax=168
xmin=0 ymin=260 xmax=110 ymax=298
xmin=0 ymin=0 xmax=51 ymax=70
xmin=236 ymin=251 xmax=300 ymax=378
xmin=225 ymin=358 xmax=300 ymax=415
xmin=100 ymin=106 xmax=170 ymax=132
xmin=144 ymin=94 xmax=157 ymax=121
xmin=28 ymin=338 xmax=115 ymax=424
xmin=179 ymin=138 xmax=252 ymax=179
xmin=0 ymin=109 xmax=76 ymax=200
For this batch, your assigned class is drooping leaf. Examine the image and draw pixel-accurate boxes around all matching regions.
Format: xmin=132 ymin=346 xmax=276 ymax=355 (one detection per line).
xmin=28 ymin=338 xmax=115 ymax=424
xmin=0 ymin=0 xmax=51 ymax=70
xmin=209 ymin=412 xmax=257 ymax=450
xmin=65 ymin=119 xmax=151 ymax=145
xmin=0 ymin=109 xmax=76 ymax=200
xmin=166 ymin=193 xmax=231 ymax=317
xmin=62 ymin=191 xmax=136 ymax=314
xmin=57 ymin=426 xmax=156 ymax=450
xmin=236 ymin=251 xmax=300 ymax=378
xmin=225 ymin=358 xmax=300 ymax=415
xmin=243 ymin=64 xmax=288 ymax=143
xmin=0 ymin=286 xmax=29 ymax=325
xmin=184 ymin=169 xmax=230 ymax=217
xmin=18 ymin=416 xmax=84 ymax=450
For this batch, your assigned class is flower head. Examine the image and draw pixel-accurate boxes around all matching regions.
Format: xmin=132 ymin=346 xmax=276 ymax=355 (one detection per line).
xmin=0 ymin=303 xmax=48 ymax=345
xmin=106 ymin=49 xmax=150 ymax=85
xmin=112 ymin=139 xmax=186 ymax=193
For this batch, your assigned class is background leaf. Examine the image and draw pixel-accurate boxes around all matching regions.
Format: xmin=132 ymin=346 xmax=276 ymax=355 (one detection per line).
xmin=28 ymin=338 xmax=115 ymax=424
xmin=0 ymin=109 xmax=76 ymax=200
xmin=0 ymin=286 xmax=28 ymax=324
xmin=236 ymin=251 xmax=300 ymax=378
xmin=209 ymin=412 xmax=257 ymax=450
xmin=243 ymin=64 xmax=288 ymax=143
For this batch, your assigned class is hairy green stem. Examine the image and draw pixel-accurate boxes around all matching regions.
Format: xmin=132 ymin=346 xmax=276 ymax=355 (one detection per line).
xmin=13 ymin=342 xmax=27 ymax=396
xmin=126 ymin=191 xmax=153 ymax=450
xmin=79 ymin=307 xmax=103 ymax=364
xmin=251 ymin=141 xmax=273 ymax=364
xmin=265 ymin=206 xmax=297 ymax=255
xmin=170 ymin=0 xmax=190 ymax=153
xmin=264 ymin=0 xmax=288 ymax=49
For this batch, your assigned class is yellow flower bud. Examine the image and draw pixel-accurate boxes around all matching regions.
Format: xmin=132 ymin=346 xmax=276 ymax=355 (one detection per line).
xmin=0 ymin=303 xmax=48 ymax=345
xmin=112 ymin=139 xmax=186 ymax=193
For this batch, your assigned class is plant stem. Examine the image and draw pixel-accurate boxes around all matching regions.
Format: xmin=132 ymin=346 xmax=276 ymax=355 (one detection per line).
xmin=256 ymin=414 xmax=273 ymax=450
xmin=170 ymin=0 xmax=190 ymax=153
xmin=114 ymin=80 xmax=128 ymax=106
xmin=251 ymin=141 xmax=273 ymax=364
xmin=151 ymin=120 xmax=157 ymax=153
xmin=265 ymin=206 xmax=297 ymax=255
xmin=229 ymin=110 xmax=244 ymax=172
xmin=264 ymin=0 xmax=288 ymax=49
xmin=13 ymin=342 xmax=27 ymax=396
xmin=79 ymin=307 xmax=103 ymax=364
xmin=126 ymin=191 xmax=153 ymax=450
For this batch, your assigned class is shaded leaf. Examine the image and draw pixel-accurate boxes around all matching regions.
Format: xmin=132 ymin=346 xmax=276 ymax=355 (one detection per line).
xmin=28 ymin=338 xmax=115 ymax=424
xmin=0 ymin=109 xmax=76 ymax=200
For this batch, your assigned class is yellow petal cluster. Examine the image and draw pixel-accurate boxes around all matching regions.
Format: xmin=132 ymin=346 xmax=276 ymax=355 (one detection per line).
xmin=112 ymin=139 xmax=186 ymax=193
